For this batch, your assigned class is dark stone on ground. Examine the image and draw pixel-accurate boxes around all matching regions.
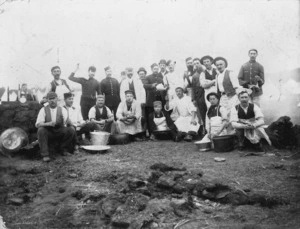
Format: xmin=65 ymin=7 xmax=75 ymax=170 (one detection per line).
xmin=71 ymin=190 xmax=85 ymax=200
xmin=150 ymin=163 xmax=187 ymax=173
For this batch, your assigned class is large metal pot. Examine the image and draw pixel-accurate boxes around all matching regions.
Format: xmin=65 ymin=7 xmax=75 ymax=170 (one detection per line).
xmin=212 ymin=135 xmax=235 ymax=152
xmin=109 ymin=133 xmax=130 ymax=145
xmin=90 ymin=131 xmax=110 ymax=145
xmin=195 ymin=141 xmax=212 ymax=152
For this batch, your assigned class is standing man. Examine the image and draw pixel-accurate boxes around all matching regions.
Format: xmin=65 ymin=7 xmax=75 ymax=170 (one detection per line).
xmin=190 ymin=58 xmax=206 ymax=132
xmin=183 ymin=57 xmax=194 ymax=97
xmin=238 ymin=49 xmax=264 ymax=106
xmin=36 ymin=92 xmax=75 ymax=162
xmin=120 ymin=67 xmax=146 ymax=105
xmin=68 ymin=64 xmax=101 ymax=120
xmin=159 ymin=59 xmax=169 ymax=78
xmin=100 ymin=66 xmax=121 ymax=120
xmin=143 ymin=63 xmax=167 ymax=135
xmin=48 ymin=66 xmax=72 ymax=106
xmin=137 ymin=67 xmax=147 ymax=85
xmin=200 ymin=55 xmax=218 ymax=107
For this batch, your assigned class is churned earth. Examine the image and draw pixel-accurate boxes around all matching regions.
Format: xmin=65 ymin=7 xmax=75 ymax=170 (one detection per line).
xmin=0 ymin=141 xmax=299 ymax=229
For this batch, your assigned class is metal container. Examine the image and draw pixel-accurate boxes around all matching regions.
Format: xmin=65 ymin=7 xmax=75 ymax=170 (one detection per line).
xmin=80 ymin=145 xmax=111 ymax=154
xmin=195 ymin=141 xmax=212 ymax=152
xmin=212 ymin=135 xmax=235 ymax=152
xmin=109 ymin=133 xmax=130 ymax=145
xmin=90 ymin=131 xmax=110 ymax=145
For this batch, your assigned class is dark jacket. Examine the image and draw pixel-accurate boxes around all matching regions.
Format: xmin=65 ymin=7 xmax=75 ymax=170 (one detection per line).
xmin=148 ymin=110 xmax=177 ymax=132
xmin=191 ymin=70 xmax=205 ymax=101
xmin=143 ymin=73 xmax=166 ymax=107
xmin=100 ymin=77 xmax=121 ymax=108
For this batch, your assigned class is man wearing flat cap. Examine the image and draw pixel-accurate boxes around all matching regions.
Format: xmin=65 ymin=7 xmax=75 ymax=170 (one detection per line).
xmin=200 ymin=55 xmax=218 ymax=107
xmin=238 ymin=49 xmax=265 ymax=107
xmin=120 ymin=67 xmax=146 ymax=105
xmin=143 ymin=63 xmax=167 ymax=135
xmin=100 ymin=66 xmax=121 ymax=120
xmin=159 ymin=59 xmax=169 ymax=78
xmin=116 ymin=90 xmax=144 ymax=140
xmin=35 ymin=92 xmax=76 ymax=162
xmin=137 ymin=67 xmax=147 ymax=85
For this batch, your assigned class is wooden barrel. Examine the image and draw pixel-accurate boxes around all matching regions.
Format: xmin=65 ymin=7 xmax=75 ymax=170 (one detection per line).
xmin=0 ymin=127 xmax=28 ymax=153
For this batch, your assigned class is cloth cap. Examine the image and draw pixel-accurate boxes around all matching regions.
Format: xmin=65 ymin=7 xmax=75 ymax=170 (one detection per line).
xmin=206 ymin=92 xmax=220 ymax=101
xmin=97 ymin=94 xmax=105 ymax=99
xmin=159 ymin=59 xmax=167 ymax=65
xmin=236 ymin=88 xmax=252 ymax=96
xmin=213 ymin=57 xmax=228 ymax=68
xmin=125 ymin=90 xmax=134 ymax=95
xmin=137 ymin=67 xmax=147 ymax=75
xmin=153 ymin=101 xmax=162 ymax=107
xmin=104 ymin=66 xmax=111 ymax=71
xmin=175 ymin=86 xmax=184 ymax=91
xmin=200 ymin=55 xmax=214 ymax=65
xmin=64 ymin=92 xmax=74 ymax=100
xmin=47 ymin=92 xmax=58 ymax=99
xmin=151 ymin=63 xmax=158 ymax=69
xmin=185 ymin=57 xmax=193 ymax=62
xmin=51 ymin=66 xmax=60 ymax=72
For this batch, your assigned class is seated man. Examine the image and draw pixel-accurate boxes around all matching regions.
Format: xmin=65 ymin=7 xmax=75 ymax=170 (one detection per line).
xmin=196 ymin=92 xmax=228 ymax=147
xmin=165 ymin=87 xmax=200 ymax=142
xmin=18 ymin=83 xmax=37 ymax=102
xmin=116 ymin=90 xmax=143 ymax=140
xmin=88 ymin=95 xmax=115 ymax=133
xmin=35 ymin=92 xmax=76 ymax=162
xmin=148 ymin=101 xmax=179 ymax=142
xmin=230 ymin=90 xmax=271 ymax=151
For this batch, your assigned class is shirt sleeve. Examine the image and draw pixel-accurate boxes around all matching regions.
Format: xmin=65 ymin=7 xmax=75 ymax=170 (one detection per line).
xmin=35 ymin=108 xmax=46 ymax=127
xmin=238 ymin=65 xmax=248 ymax=87
xmin=220 ymin=106 xmax=228 ymax=121
xmin=116 ymin=103 xmax=123 ymax=120
xmin=229 ymin=71 xmax=240 ymax=88
xmin=187 ymin=98 xmax=197 ymax=113
xmin=258 ymin=64 xmax=265 ymax=86
xmin=106 ymin=106 xmax=114 ymax=119
xmin=77 ymin=109 xmax=84 ymax=123
xmin=230 ymin=106 xmax=239 ymax=123
xmin=134 ymin=102 xmax=142 ymax=119
xmin=165 ymin=99 xmax=176 ymax=111
xmin=253 ymin=104 xmax=265 ymax=127
xmin=61 ymin=107 xmax=68 ymax=125
xmin=88 ymin=107 xmax=96 ymax=120
xmin=68 ymin=72 xmax=83 ymax=84
xmin=200 ymin=72 xmax=212 ymax=89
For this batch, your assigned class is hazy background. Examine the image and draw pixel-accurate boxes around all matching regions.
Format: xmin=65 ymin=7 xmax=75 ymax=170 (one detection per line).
xmin=0 ymin=0 xmax=299 ymax=123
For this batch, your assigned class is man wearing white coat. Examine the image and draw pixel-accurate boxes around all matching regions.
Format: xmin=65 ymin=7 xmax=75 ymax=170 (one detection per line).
xmin=165 ymin=87 xmax=200 ymax=142
xmin=120 ymin=67 xmax=146 ymax=105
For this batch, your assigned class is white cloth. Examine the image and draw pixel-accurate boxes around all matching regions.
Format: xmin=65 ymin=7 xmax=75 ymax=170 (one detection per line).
xmin=163 ymin=71 xmax=185 ymax=101
xmin=35 ymin=106 xmax=68 ymax=127
xmin=200 ymin=69 xmax=218 ymax=107
xmin=88 ymin=106 xmax=113 ymax=120
xmin=47 ymin=80 xmax=70 ymax=106
xmin=116 ymin=100 xmax=143 ymax=135
xmin=165 ymin=95 xmax=200 ymax=133
xmin=120 ymin=77 xmax=146 ymax=104
xmin=64 ymin=106 xmax=84 ymax=129
xmin=230 ymin=104 xmax=271 ymax=145
xmin=217 ymin=69 xmax=240 ymax=93
xmin=154 ymin=116 xmax=168 ymax=131
xmin=220 ymin=94 xmax=239 ymax=134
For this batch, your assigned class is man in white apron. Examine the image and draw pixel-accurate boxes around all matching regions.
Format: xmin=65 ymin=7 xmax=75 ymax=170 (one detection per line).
xmin=196 ymin=92 xmax=228 ymax=148
xmin=230 ymin=90 xmax=271 ymax=151
xmin=165 ymin=87 xmax=200 ymax=142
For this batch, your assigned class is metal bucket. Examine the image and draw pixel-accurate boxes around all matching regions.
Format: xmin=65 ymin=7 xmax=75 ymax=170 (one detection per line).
xmin=195 ymin=141 xmax=212 ymax=152
xmin=212 ymin=135 xmax=235 ymax=152
xmin=90 ymin=131 xmax=110 ymax=145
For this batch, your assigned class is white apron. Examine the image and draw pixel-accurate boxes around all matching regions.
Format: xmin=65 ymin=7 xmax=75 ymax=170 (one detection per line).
xmin=117 ymin=108 xmax=143 ymax=135
xmin=154 ymin=116 xmax=168 ymax=131
xmin=55 ymin=84 xmax=70 ymax=106
xmin=175 ymin=116 xmax=200 ymax=133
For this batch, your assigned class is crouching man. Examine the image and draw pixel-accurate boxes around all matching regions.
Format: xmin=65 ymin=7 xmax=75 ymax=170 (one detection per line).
xmin=116 ymin=90 xmax=144 ymax=141
xmin=36 ymin=92 xmax=76 ymax=162
xmin=230 ymin=90 xmax=271 ymax=151
xmin=165 ymin=87 xmax=200 ymax=142
xmin=88 ymin=95 xmax=115 ymax=134
xmin=148 ymin=101 xmax=179 ymax=142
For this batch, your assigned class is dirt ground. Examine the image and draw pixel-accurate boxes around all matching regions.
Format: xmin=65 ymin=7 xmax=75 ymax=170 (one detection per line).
xmin=0 ymin=141 xmax=299 ymax=229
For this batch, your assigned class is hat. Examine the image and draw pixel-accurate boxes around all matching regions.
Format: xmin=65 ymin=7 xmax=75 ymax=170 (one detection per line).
xmin=125 ymin=90 xmax=134 ymax=95
xmin=200 ymin=55 xmax=214 ymax=65
xmin=47 ymin=92 xmax=57 ymax=99
xmin=213 ymin=57 xmax=228 ymax=68
xmin=206 ymin=92 xmax=220 ymax=101
xmin=97 ymin=94 xmax=105 ymax=99
xmin=159 ymin=59 xmax=167 ymax=65
xmin=151 ymin=63 xmax=158 ymax=69
xmin=185 ymin=57 xmax=192 ymax=62
xmin=51 ymin=66 xmax=60 ymax=72
xmin=64 ymin=92 xmax=74 ymax=100
xmin=175 ymin=86 xmax=184 ymax=91
xmin=236 ymin=87 xmax=252 ymax=96
xmin=167 ymin=60 xmax=176 ymax=66
xmin=153 ymin=101 xmax=162 ymax=107
xmin=137 ymin=67 xmax=147 ymax=75
xmin=104 ymin=66 xmax=111 ymax=71
xmin=125 ymin=67 xmax=133 ymax=73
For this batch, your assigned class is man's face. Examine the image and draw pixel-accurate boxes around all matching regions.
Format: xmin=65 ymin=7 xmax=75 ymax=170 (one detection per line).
xmin=65 ymin=96 xmax=74 ymax=107
xmin=127 ymin=71 xmax=133 ymax=79
xmin=209 ymin=95 xmax=219 ymax=106
xmin=125 ymin=93 xmax=134 ymax=103
xmin=239 ymin=93 xmax=250 ymax=105
xmin=203 ymin=59 xmax=212 ymax=69
xmin=154 ymin=105 xmax=162 ymax=113
xmin=138 ymin=71 xmax=146 ymax=79
xmin=193 ymin=60 xmax=201 ymax=70
xmin=186 ymin=60 xmax=193 ymax=68
xmin=159 ymin=64 xmax=166 ymax=72
xmin=105 ymin=69 xmax=112 ymax=77
xmin=96 ymin=98 xmax=105 ymax=107
xmin=21 ymin=84 xmax=27 ymax=91
xmin=88 ymin=70 xmax=96 ymax=78
xmin=175 ymin=88 xmax=184 ymax=98
xmin=168 ymin=63 xmax=175 ymax=72
xmin=52 ymin=68 xmax=61 ymax=80
xmin=215 ymin=60 xmax=226 ymax=72
xmin=48 ymin=97 xmax=58 ymax=108
xmin=152 ymin=66 xmax=159 ymax=74
xmin=248 ymin=51 xmax=258 ymax=61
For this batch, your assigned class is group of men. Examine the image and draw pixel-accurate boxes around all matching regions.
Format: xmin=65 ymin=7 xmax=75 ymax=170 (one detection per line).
xmin=35 ymin=48 xmax=271 ymax=162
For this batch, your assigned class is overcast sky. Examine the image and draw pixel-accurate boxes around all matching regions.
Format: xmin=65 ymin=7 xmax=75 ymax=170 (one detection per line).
xmin=0 ymin=0 xmax=299 ymax=88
